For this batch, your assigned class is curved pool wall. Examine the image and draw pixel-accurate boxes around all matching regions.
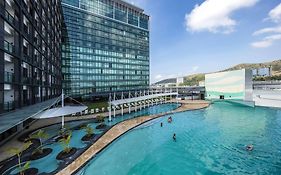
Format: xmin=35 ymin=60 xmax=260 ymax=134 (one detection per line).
xmin=78 ymin=102 xmax=281 ymax=175
xmin=2 ymin=103 xmax=180 ymax=175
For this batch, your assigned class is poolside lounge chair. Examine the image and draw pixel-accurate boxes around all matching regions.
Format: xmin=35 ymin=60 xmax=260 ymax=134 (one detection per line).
xmin=84 ymin=109 xmax=88 ymax=115
xmin=91 ymin=109 xmax=95 ymax=114
xmin=95 ymin=108 xmax=100 ymax=113
xmin=101 ymin=107 xmax=105 ymax=112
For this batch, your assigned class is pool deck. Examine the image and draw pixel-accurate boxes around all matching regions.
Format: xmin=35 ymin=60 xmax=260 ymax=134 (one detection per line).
xmin=56 ymin=100 xmax=209 ymax=175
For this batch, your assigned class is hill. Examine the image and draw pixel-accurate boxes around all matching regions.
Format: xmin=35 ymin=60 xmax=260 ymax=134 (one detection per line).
xmin=156 ymin=59 xmax=281 ymax=86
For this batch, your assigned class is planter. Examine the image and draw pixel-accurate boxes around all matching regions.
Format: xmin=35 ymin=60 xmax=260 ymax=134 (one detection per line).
xmin=96 ymin=124 xmax=107 ymax=129
xmin=56 ymin=148 xmax=77 ymax=160
xmin=93 ymin=118 xmax=104 ymax=123
xmin=55 ymin=134 xmax=70 ymax=142
xmin=74 ymin=124 xmax=87 ymax=130
xmin=16 ymin=168 xmax=38 ymax=175
xmin=30 ymin=148 xmax=52 ymax=160
xmin=81 ymin=134 xmax=95 ymax=142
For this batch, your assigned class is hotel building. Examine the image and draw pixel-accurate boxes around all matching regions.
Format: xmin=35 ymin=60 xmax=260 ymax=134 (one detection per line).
xmin=61 ymin=0 xmax=150 ymax=97
xmin=0 ymin=0 xmax=63 ymax=141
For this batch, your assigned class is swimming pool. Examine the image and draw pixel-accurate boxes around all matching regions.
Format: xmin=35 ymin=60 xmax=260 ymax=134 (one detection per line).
xmin=79 ymin=102 xmax=281 ymax=175
xmin=2 ymin=103 xmax=180 ymax=175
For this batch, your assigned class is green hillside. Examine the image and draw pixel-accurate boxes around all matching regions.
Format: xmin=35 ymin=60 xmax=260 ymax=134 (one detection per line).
xmin=181 ymin=59 xmax=281 ymax=86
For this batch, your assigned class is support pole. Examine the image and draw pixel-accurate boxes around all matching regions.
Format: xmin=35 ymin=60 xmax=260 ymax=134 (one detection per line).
xmin=129 ymin=104 xmax=131 ymax=113
xmin=113 ymin=107 xmax=116 ymax=118
xmin=62 ymin=116 xmax=65 ymax=129
xmin=108 ymin=93 xmax=112 ymax=121
xmin=121 ymin=92 xmax=124 ymax=116
xmin=61 ymin=89 xmax=65 ymax=129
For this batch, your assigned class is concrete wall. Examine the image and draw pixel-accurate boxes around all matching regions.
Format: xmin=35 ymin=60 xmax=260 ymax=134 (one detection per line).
xmin=205 ymin=69 xmax=253 ymax=101
xmin=253 ymin=90 xmax=281 ymax=108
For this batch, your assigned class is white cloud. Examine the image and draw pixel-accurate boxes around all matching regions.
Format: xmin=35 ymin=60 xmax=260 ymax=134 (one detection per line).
xmin=251 ymin=40 xmax=273 ymax=48
xmin=268 ymin=3 xmax=281 ymax=23
xmin=185 ymin=0 xmax=258 ymax=33
xmin=253 ymin=26 xmax=281 ymax=36
xmin=251 ymin=34 xmax=281 ymax=48
xmin=125 ymin=0 xmax=147 ymax=8
xmin=251 ymin=3 xmax=281 ymax=48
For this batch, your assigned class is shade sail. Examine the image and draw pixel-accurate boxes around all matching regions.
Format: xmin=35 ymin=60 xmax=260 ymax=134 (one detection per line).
xmin=0 ymin=98 xmax=59 ymax=134
xmin=33 ymin=106 xmax=87 ymax=119
xmin=110 ymin=92 xmax=178 ymax=106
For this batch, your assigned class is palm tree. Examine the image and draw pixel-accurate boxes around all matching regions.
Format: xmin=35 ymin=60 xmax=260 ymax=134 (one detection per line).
xmin=96 ymin=114 xmax=105 ymax=123
xmin=7 ymin=141 xmax=32 ymax=175
xmin=59 ymin=132 xmax=72 ymax=153
xmin=84 ymin=124 xmax=94 ymax=137
xmin=30 ymin=129 xmax=48 ymax=154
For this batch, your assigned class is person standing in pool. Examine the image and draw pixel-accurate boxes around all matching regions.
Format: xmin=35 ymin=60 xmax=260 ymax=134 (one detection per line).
xmin=173 ymin=133 xmax=176 ymax=141
xmin=160 ymin=122 xmax=163 ymax=127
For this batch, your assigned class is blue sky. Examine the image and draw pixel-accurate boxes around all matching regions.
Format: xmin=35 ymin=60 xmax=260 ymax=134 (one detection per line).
xmin=126 ymin=0 xmax=281 ymax=83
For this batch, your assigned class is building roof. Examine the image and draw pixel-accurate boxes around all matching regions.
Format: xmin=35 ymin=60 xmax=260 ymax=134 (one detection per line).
xmin=0 ymin=98 xmax=59 ymax=134
xmin=154 ymin=78 xmax=177 ymax=85
xmin=114 ymin=0 xmax=144 ymax=13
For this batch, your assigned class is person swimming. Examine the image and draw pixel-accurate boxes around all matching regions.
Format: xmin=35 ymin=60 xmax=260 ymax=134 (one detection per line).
xmin=246 ymin=144 xmax=254 ymax=151
xmin=168 ymin=116 xmax=173 ymax=123
xmin=160 ymin=122 xmax=163 ymax=127
xmin=173 ymin=133 xmax=176 ymax=141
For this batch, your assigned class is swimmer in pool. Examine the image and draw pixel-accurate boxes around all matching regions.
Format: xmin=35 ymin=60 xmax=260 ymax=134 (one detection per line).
xmin=246 ymin=144 xmax=254 ymax=151
xmin=173 ymin=133 xmax=176 ymax=141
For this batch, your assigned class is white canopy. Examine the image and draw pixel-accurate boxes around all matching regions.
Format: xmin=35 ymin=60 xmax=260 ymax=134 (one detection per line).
xmin=111 ymin=92 xmax=178 ymax=106
xmin=33 ymin=106 xmax=87 ymax=119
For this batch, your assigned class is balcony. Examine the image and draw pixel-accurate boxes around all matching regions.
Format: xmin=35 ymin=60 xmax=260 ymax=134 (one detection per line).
xmin=4 ymin=101 xmax=15 ymax=112
xmin=4 ymin=10 xmax=15 ymax=25
xmin=23 ymin=24 xmax=31 ymax=36
xmin=22 ymin=77 xmax=32 ymax=84
xmin=43 ymin=81 xmax=49 ymax=86
xmin=33 ymin=79 xmax=41 ymax=85
xmin=4 ymin=40 xmax=15 ymax=53
xmin=4 ymin=72 xmax=15 ymax=83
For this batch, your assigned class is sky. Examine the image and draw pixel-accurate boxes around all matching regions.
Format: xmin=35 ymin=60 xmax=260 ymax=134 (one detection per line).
xmin=126 ymin=0 xmax=281 ymax=83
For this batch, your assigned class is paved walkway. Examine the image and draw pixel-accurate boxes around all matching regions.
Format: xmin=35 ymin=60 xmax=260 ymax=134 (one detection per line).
xmin=56 ymin=100 xmax=209 ymax=175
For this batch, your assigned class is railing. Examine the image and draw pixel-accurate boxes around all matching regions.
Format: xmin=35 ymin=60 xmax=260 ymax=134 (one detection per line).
xmin=4 ymin=72 xmax=15 ymax=83
xmin=4 ymin=101 xmax=15 ymax=112
xmin=4 ymin=40 xmax=14 ymax=53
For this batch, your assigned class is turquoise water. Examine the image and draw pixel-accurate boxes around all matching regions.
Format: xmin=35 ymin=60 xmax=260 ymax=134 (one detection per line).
xmin=5 ymin=103 xmax=179 ymax=175
xmin=80 ymin=102 xmax=281 ymax=175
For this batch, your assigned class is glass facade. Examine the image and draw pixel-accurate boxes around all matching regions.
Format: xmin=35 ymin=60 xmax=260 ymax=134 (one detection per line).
xmin=61 ymin=0 xmax=150 ymax=97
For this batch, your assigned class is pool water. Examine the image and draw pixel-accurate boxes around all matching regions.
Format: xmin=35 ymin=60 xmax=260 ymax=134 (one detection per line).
xmin=5 ymin=103 xmax=180 ymax=175
xmin=80 ymin=102 xmax=281 ymax=175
